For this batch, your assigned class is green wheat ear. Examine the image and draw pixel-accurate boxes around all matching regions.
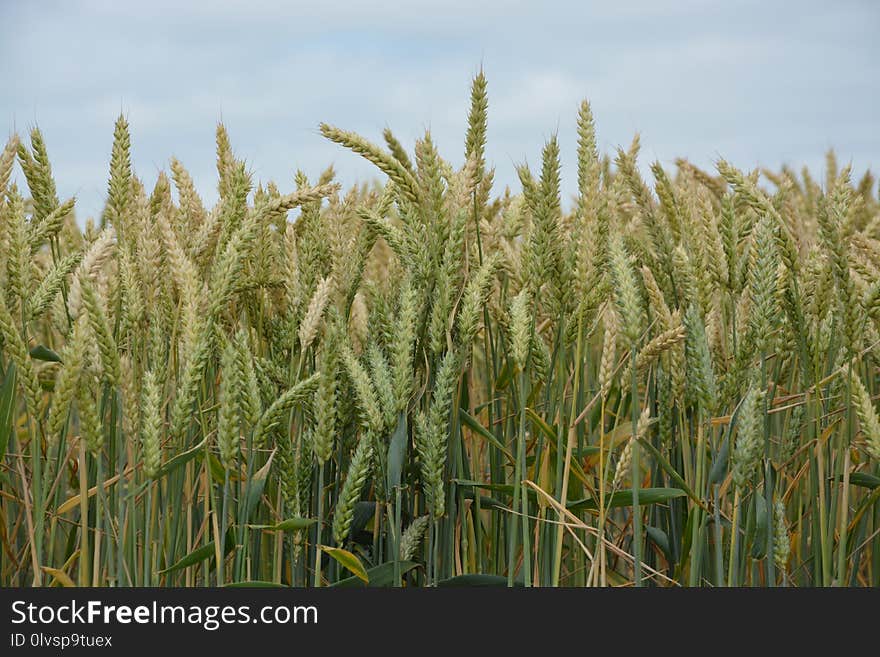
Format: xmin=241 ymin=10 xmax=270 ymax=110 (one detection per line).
xmin=319 ymin=123 xmax=420 ymax=204
xmin=141 ymin=369 xmax=163 ymax=479
xmin=332 ymin=434 xmax=373 ymax=545
xmin=609 ymin=231 xmax=645 ymax=347
xmin=217 ymin=337 xmax=242 ymax=470
xmin=465 ymin=69 xmax=488 ymax=178
xmin=508 ymin=289 xmax=531 ymax=372
xmin=106 ymin=114 xmax=132 ymax=231
xmin=732 ymin=385 xmax=765 ymax=489
xmin=0 ymin=134 xmax=20 ymax=192
xmin=851 ymin=372 xmax=880 ymax=461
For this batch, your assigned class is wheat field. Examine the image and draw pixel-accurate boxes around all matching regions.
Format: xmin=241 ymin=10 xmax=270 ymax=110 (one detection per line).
xmin=0 ymin=73 xmax=878 ymax=587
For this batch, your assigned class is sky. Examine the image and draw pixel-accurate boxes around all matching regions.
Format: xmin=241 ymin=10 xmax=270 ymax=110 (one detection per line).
xmin=1 ymin=0 xmax=878 ymax=219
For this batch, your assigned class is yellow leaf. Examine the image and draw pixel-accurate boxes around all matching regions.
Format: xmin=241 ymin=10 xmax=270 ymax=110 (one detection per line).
xmin=57 ymin=467 xmax=134 ymax=515
xmin=319 ymin=546 xmax=368 ymax=583
xmin=41 ymin=566 xmax=76 ymax=588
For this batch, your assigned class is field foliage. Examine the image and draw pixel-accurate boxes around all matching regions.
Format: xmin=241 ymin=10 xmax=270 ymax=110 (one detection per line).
xmin=1 ymin=74 xmax=879 ymax=587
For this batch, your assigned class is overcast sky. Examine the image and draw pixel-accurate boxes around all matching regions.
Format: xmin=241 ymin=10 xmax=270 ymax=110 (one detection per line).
xmin=2 ymin=1 xmax=878 ymax=219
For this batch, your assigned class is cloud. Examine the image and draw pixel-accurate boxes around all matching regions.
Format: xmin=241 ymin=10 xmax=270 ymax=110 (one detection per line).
xmin=1 ymin=1 xmax=877 ymax=217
